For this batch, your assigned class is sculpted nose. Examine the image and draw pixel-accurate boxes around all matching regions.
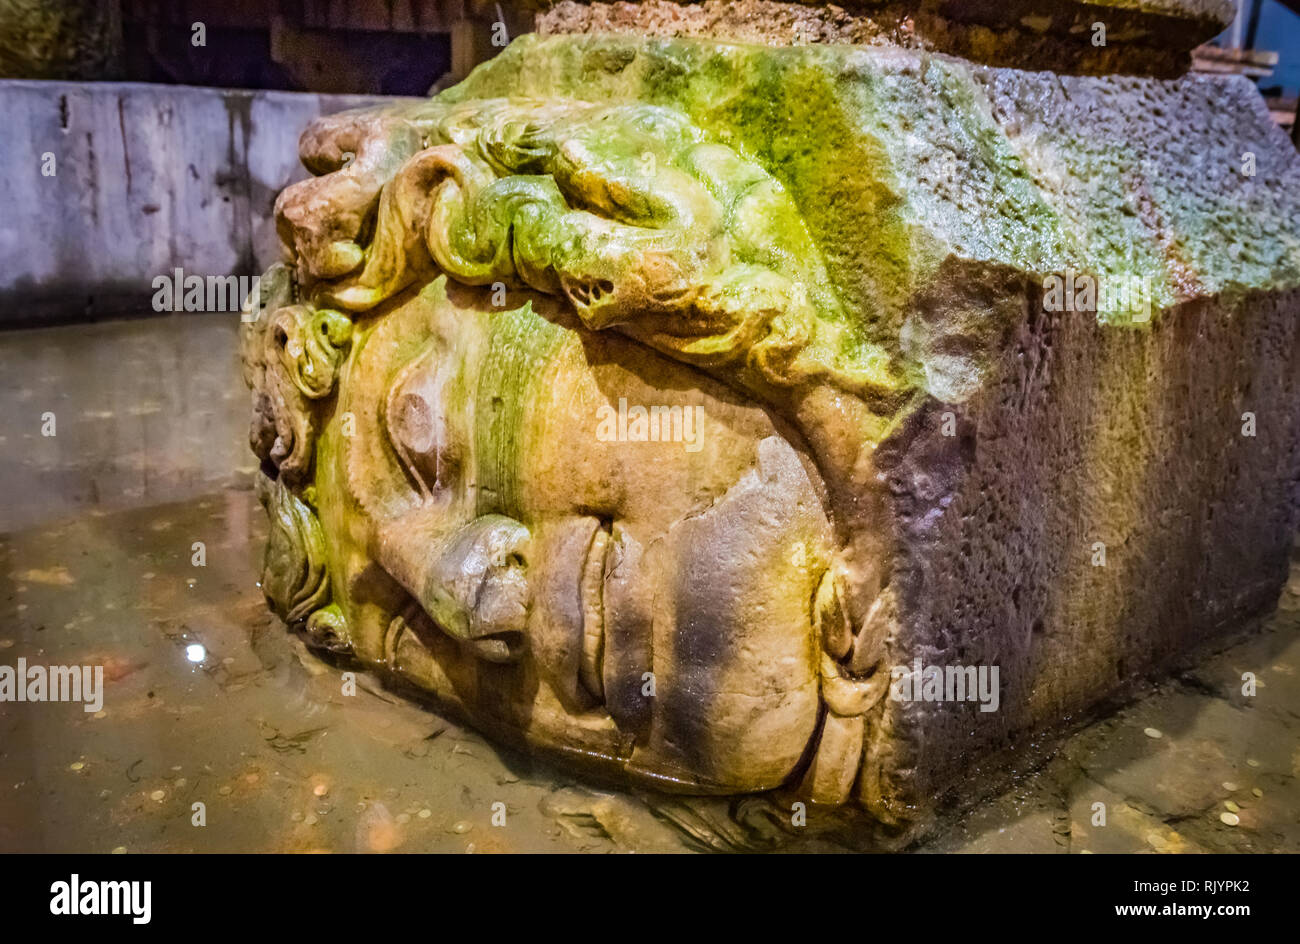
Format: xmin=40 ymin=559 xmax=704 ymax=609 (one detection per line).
xmin=456 ymin=517 xmax=532 ymax=657
xmin=374 ymin=513 xmax=532 ymax=664
xmin=427 ymin=515 xmax=531 ymax=663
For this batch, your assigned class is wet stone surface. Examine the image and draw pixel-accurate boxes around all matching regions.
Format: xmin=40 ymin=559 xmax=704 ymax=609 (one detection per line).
xmin=0 ymin=315 xmax=250 ymax=534
xmin=0 ymin=315 xmax=1297 ymax=853
xmin=0 ymin=490 xmax=698 ymax=853
xmin=922 ymin=576 xmax=1300 ymax=854
xmin=0 ymin=486 xmax=1296 ymax=853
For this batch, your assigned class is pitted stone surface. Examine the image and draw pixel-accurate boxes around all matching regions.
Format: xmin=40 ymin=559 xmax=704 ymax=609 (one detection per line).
xmin=533 ymin=0 xmax=1235 ymax=75
xmin=244 ymin=32 xmax=1300 ymax=836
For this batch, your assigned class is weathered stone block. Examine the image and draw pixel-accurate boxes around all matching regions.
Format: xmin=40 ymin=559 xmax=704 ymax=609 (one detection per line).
xmin=245 ymin=31 xmax=1300 ymax=839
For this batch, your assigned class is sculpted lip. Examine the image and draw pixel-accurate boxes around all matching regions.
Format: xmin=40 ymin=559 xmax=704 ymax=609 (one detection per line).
xmin=577 ymin=520 xmax=611 ymax=703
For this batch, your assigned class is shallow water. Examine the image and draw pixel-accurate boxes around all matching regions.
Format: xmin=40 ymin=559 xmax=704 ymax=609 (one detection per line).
xmin=1 ymin=315 xmax=1297 ymax=853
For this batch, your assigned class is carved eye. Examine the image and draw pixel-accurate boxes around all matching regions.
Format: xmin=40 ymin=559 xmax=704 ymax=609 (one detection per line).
xmin=395 ymin=393 xmax=435 ymax=455
xmin=388 ymin=356 xmax=463 ymax=500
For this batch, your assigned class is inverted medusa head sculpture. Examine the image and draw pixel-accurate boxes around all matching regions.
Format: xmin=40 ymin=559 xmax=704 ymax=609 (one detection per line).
xmin=244 ymin=97 xmax=914 ymax=813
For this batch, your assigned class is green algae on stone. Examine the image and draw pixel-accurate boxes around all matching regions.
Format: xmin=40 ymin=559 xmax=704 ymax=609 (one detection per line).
xmin=443 ymin=34 xmax=1300 ymax=336
xmin=242 ymin=28 xmax=1300 ymax=839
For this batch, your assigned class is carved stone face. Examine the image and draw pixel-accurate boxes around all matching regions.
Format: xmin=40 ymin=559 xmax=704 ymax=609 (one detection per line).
xmin=316 ymin=278 xmax=838 ymax=792
xmin=245 ymin=27 xmax=1300 ymax=840
xmin=248 ymin=96 xmax=889 ymax=805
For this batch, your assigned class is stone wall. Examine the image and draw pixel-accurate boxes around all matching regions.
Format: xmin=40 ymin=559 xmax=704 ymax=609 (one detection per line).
xmin=0 ymin=80 xmax=397 ymax=327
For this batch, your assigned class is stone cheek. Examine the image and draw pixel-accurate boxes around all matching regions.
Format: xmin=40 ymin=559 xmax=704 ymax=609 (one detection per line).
xmin=243 ymin=34 xmax=1300 ymax=838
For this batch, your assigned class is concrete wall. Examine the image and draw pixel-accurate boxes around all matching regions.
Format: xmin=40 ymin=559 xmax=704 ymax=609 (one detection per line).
xmin=0 ymin=80 xmax=399 ymax=326
xmin=0 ymin=313 xmax=250 ymax=534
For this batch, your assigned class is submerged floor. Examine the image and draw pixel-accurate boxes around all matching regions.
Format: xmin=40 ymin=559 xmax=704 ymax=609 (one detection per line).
xmin=1 ymin=315 xmax=1298 ymax=853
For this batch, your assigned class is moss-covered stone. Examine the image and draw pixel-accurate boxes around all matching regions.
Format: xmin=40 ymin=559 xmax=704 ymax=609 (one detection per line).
xmin=245 ymin=32 xmax=1300 ymax=841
